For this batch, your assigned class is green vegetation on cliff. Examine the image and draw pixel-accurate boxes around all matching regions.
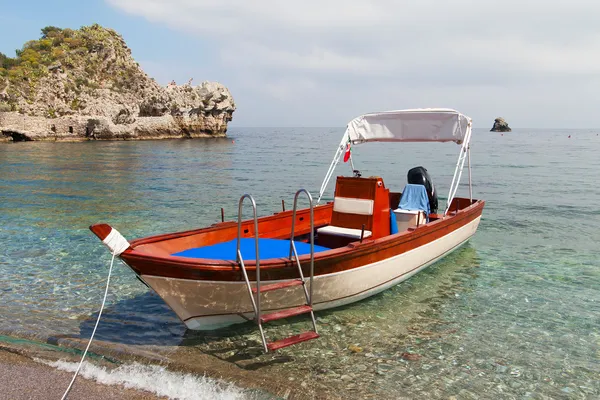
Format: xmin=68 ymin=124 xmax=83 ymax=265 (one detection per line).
xmin=0 ymin=24 xmax=155 ymax=116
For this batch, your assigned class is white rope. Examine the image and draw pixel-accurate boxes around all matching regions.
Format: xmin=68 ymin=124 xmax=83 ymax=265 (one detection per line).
xmin=61 ymin=228 xmax=128 ymax=399
xmin=102 ymin=228 xmax=130 ymax=256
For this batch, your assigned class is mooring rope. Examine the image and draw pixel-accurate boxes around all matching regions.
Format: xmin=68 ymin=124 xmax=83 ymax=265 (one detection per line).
xmin=101 ymin=228 xmax=130 ymax=257
xmin=61 ymin=228 xmax=129 ymax=400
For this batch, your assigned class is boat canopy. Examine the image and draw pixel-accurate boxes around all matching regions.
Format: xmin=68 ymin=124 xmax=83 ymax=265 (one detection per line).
xmin=346 ymin=108 xmax=471 ymax=145
xmin=318 ymin=108 xmax=474 ymax=215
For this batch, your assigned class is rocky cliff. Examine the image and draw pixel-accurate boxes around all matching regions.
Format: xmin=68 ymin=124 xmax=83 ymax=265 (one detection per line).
xmin=0 ymin=24 xmax=235 ymax=142
xmin=490 ymin=117 xmax=511 ymax=132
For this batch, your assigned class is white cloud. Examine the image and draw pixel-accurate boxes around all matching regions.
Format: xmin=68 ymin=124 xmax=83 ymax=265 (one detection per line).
xmin=220 ymin=42 xmax=389 ymax=75
xmin=106 ymin=0 xmax=600 ymax=127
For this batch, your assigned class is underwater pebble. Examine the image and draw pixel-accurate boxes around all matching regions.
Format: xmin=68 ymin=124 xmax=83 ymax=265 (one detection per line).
xmin=578 ymin=386 xmax=594 ymax=394
xmin=348 ymin=344 xmax=363 ymax=353
xmin=401 ymin=352 xmax=421 ymax=361
xmin=496 ymin=365 xmax=508 ymax=373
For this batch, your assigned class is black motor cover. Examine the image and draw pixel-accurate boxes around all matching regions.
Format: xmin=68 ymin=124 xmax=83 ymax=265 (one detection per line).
xmin=407 ymin=166 xmax=438 ymax=213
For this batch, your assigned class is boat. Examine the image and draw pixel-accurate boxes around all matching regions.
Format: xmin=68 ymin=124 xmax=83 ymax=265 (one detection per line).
xmin=91 ymin=108 xmax=485 ymax=352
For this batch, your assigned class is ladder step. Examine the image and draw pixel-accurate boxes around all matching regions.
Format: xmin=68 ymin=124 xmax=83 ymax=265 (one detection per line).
xmin=267 ymin=331 xmax=320 ymax=351
xmin=252 ymin=279 xmax=304 ymax=293
xmin=260 ymin=305 xmax=313 ymax=324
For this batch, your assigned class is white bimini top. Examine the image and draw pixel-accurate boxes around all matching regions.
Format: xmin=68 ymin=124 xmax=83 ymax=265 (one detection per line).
xmin=346 ymin=108 xmax=471 ymax=145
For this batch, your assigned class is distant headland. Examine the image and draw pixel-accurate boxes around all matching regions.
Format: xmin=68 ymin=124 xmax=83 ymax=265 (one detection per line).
xmin=0 ymin=24 xmax=235 ymax=142
xmin=490 ymin=117 xmax=511 ymax=132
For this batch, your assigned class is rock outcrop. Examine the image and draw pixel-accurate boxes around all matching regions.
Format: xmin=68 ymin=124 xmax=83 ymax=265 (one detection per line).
xmin=0 ymin=25 xmax=235 ymax=142
xmin=490 ymin=117 xmax=511 ymax=132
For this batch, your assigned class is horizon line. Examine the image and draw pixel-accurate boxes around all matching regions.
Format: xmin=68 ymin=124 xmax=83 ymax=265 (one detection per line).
xmin=227 ymin=126 xmax=600 ymax=130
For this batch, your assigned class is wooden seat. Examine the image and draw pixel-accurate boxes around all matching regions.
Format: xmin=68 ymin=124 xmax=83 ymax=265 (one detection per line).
xmin=317 ymin=176 xmax=390 ymax=248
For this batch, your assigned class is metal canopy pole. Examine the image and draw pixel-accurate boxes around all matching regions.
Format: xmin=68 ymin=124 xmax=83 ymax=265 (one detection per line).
xmin=444 ymin=121 xmax=472 ymax=216
xmin=467 ymin=145 xmax=473 ymax=203
xmin=317 ymin=129 xmax=349 ymax=204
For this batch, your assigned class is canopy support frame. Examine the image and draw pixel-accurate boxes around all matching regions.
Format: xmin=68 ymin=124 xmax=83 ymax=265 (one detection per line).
xmin=443 ymin=121 xmax=473 ymax=216
xmin=316 ymin=109 xmax=474 ymax=208
xmin=468 ymin=145 xmax=473 ymax=203
xmin=317 ymin=129 xmax=349 ymax=204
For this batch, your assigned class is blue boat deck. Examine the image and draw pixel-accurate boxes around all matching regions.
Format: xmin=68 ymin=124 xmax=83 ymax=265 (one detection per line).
xmin=172 ymin=238 xmax=330 ymax=261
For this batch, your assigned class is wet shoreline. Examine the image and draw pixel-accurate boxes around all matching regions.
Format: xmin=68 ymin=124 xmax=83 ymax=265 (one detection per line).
xmin=0 ymin=328 xmax=322 ymax=400
xmin=0 ymin=346 xmax=162 ymax=399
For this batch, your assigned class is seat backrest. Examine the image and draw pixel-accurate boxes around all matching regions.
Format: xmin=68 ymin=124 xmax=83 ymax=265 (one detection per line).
xmin=331 ymin=176 xmax=390 ymax=238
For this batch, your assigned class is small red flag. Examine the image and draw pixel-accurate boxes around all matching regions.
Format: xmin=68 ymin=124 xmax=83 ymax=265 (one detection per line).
xmin=343 ymin=142 xmax=351 ymax=162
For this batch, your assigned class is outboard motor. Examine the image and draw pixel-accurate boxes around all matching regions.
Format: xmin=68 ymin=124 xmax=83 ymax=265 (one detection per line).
xmin=407 ymin=166 xmax=438 ymax=213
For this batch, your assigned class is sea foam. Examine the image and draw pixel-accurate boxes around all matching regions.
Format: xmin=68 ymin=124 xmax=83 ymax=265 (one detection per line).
xmin=40 ymin=359 xmax=248 ymax=400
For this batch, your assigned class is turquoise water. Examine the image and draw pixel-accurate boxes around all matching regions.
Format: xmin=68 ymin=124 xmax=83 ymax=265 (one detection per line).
xmin=1 ymin=128 xmax=599 ymax=398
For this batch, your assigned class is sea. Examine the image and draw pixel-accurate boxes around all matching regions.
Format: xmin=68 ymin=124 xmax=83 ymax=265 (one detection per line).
xmin=0 ymin=128 xmax=599 ymax=399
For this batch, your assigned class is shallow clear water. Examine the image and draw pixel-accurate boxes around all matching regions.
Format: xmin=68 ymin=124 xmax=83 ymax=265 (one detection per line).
xmin=1 ymin=128 xmax=599 ymax=398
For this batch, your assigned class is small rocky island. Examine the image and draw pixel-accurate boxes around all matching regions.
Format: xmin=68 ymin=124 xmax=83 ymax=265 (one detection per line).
xmin=0 ymin=25 xmax=235 ymax=142
xmin=490 ymin=117 xmax=511 ymax=132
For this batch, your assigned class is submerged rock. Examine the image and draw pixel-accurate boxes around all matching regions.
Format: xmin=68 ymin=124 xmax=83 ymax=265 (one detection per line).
xmin=0 ymin=24 xmax=235 ymax=141
xmin=401 ymin=352 xmax=421 ymax=361
xmin=490 ymin=117 xmax=511 ymax=132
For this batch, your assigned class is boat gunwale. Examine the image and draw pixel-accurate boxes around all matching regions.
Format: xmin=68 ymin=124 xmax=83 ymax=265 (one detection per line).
xmin=120 ymin=199 xmax=485 ymax=273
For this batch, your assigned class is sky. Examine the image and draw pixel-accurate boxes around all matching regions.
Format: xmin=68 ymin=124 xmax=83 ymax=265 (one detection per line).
xmin=1 ymin=0 xmax=599 ymax=128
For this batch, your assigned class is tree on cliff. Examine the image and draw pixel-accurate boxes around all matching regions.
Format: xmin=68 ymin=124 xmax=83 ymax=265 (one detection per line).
xmin=41 ymin=26 xmax=63 ymax=38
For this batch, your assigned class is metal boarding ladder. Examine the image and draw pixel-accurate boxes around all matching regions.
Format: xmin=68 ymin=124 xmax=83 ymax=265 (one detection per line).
xmin=236 ymin=191 xmax=319 ymax=353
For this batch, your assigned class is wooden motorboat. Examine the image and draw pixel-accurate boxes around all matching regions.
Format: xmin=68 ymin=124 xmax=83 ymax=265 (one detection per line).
xmin=91 ymin=108 xmax=484 ymax=352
